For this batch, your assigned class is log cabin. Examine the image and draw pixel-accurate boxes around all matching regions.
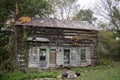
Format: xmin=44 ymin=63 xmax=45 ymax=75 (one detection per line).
xmin=15 ymin=18 xmax=98 ymax=70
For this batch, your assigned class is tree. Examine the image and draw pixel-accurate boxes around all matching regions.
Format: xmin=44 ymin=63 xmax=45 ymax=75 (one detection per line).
xmin=97 ymin=22 xmax=120 ymax=60
xmin=0 ymin=0 xmax=53 ymax=46
xmin=97 ymin=0 xmax=120 ymax=60
xmin=0 ymin=0 xmax=15 ymax=28
xmin=50 ymin=0 xmax=79 ymax=20
xmin=0 ymin=0 xmax=53 ymax=71
xmin=98 ymin=30 xmax=117 ymax=58
xmin=73 ymin=9 xmax=97 ymax=24
xmin=97 ymin=0 xmax=120 ymax=34
xmin=0 ymin=0 xmax=15 ymax=47
xmin=0 ymin=0 xmax=16 ymax=71
xmin=18 ymin=0 xmax=53 ymax=18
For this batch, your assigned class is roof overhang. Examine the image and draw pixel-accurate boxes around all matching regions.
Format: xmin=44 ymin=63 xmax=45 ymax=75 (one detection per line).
xmin=27 ymin=37 xmax=49 ymax=42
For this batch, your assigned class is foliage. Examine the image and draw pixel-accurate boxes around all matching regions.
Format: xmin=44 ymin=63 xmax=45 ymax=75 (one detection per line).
xmin=98 ymin=30 xmax=117 ymax=55
xmin=73 ymin=9 xmax=97 ymax=24
xmin=0 ymin=47 xmax=10 ymax=70
xmin=0 ymin=0 xmax=16 ymax=28
xmin=0 ymin=0 xmax=53 ymax=71
xmin=19 ymin=16 xmax=31 ymax=23
xmin=108 ymin=0 xmax=120 ymax=34
xmin=99 ymin=30 xmax=116 ymax=49
xmin=0 ymin=30 xmax=11 ymax=47
xmin=99 ymin=0 xmax=120 ymax=34
xmin=0 ymin=30 xmax=11 ymax=71
xmin=99 ymin=59 xmax=113 ymax=66
xmin=0 ymin=0 xmax=15 ymax=48
xmin=0 ymin=1 xmax=15 ymax=68
xmin=111 ymin=40 xmax=120 ymax=60
xmin=98 ymin=22 xmax=120 ymax=60
xmin=0 ymin=61 xmax=120 ymax=80
xmin=94 ymin=0 xmax=120 ymax=60
xmin=0 ymin=70 xmax=61 ymax=80
xmin=18 ymin=0 xmax=53 ymax=18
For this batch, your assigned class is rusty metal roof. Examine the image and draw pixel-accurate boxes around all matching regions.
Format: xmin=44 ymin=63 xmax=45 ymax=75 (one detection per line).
xmin=16 ymin=18 xmax=98 ymax=30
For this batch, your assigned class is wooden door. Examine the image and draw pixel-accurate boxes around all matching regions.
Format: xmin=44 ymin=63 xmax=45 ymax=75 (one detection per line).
xmin=50 ymin=49 xmax=56 ymax=65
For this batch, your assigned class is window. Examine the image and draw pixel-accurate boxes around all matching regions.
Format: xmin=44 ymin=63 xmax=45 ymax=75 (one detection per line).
xmin=71 ymin=51 xmax=77 ymax=60
xmin=81 ymin=49 xmax=86 ymax=60
xmin=39 ymin=49 xmax=46 ymax=61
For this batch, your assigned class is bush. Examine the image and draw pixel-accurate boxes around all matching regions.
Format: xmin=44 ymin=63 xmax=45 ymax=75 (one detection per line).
xmin=99 ymin=59 xmax=113 ymax=66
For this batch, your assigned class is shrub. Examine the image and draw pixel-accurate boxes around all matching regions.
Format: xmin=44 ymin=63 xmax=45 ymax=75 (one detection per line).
xmin=99 ymin=59 xmax=113 ymax=66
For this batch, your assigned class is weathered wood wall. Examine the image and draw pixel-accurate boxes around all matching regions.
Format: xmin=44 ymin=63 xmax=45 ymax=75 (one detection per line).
xmin=16 ymin=25 xmax=98 ymax=70
xmin=26 ymin=26 xmax=97 ymax=47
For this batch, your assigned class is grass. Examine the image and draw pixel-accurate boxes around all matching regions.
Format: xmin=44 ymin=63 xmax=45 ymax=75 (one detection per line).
xmin=72 ymin=61 xmax=120 ymax=80
xmin=0 ymin=70 xmax=61 ymax=80
xmin=0 ymin=61 xmax=120 ymax=80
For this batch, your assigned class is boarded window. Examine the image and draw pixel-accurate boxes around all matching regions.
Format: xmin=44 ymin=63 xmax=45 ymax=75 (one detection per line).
xmin=81 ymin=49 xmax=86 ymax=60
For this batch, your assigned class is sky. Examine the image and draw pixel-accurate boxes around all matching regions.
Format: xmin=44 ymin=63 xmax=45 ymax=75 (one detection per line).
xmin=77 ymin=0 xmax=97 ymax=9
xmin=52 ymin=0 xmax=108 ymax=23
xmin=77 ymin=0 xmax=109 ymax=23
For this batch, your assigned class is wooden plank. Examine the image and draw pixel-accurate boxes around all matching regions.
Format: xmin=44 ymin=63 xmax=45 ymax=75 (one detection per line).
xmin=50 ymin=50 xmax=56 ymax=64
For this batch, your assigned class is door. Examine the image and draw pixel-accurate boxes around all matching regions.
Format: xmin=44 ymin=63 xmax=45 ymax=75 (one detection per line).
xmin=64 ymin=49 xmax=70 ymax=66
xmin=39 ymin=49 xmax=47 ymax=67
xmin=50 ymin=49 xmax=56 ymax=67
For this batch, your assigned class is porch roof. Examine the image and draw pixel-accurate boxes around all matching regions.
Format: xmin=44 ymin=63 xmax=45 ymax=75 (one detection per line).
xmin=27 ymin=37 xmax=49 ymax=42
xmin=16 ymin=18 xmax=98 ymax=31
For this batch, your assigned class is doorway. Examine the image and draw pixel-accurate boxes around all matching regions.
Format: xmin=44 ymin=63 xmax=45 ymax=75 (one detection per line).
xmin=64 ymin=49 xmax=70 ymax=66
xmin=39 ymin=49 xmax=47 ymax=67
xmin=50 ymin=49 xmax=56 ymax=67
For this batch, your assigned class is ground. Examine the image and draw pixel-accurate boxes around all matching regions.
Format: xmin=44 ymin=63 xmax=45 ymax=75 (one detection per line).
xmin=0 ymin=61 xmax=120 ymax=80
xmin=72 ymin=61 xmax=120 ymax=80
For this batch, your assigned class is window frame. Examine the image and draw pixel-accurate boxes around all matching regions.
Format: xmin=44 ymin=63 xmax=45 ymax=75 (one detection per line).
xmin=80 ymin=48 xmax=86 ymax=61
xmin=39 ymin=48 xmax=46 ymax=61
